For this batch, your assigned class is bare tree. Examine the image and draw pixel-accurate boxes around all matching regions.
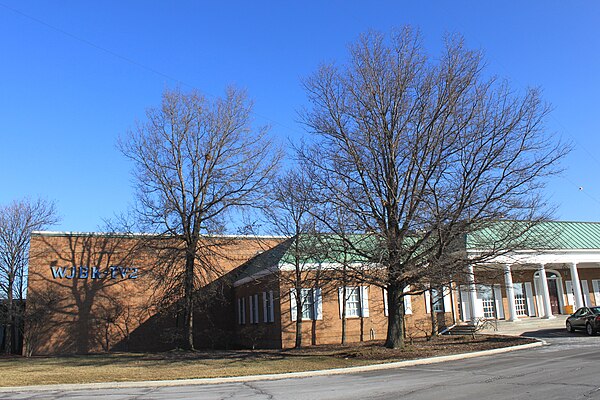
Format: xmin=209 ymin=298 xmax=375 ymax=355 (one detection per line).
xmin=0 ymin=198 xmax=58 ymax=354
xmin=119 ymin=87 xmax=281 ymax=350
xmin=310 ymin=204 xmax=366 ymax=345
xmin=22 ymin=285 xmax=61 ymax=357
xmin=266 ymin=169 xmax=327 ymax=348
xmin=300 ymin=27 xmax=568 ymax=348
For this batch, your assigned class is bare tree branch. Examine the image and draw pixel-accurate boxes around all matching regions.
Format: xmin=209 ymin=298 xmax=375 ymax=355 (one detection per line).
xmin=299 ymin=27 xmax=569 ymax=348
xmin=119 ymin=87 xmax=281 ymax=350
xmin=0 ymin=197 xmax=58 ymax=354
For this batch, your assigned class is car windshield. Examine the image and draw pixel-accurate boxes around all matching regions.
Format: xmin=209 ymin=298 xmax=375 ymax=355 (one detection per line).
xmin=590 ymin=307 xmax=600 ymax=315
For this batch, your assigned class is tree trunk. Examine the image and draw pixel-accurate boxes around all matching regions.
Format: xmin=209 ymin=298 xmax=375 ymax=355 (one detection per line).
xmin=183 ymin=250 xmax=195 ymax=351
xmin=341 ymin=285 xmax=347 ymax=345
xmin=4 ymin=284 xmax=13 ymax=355
xmin=385 ymin=282 xmax=405 ymax=349
xmin=430 ymin=288 xmax=438 ymax=338
xmin=295 ymin=320 xmax=303 ymax=348
xmin=294 ymin=297 xmax=303 ymax=349
xmin=360 ymin=316 xmax=365 ymax=342
xmin=17 ymin=279 xmax=25 ymax=356
xmin=403 ymin=310 xmax=407 ymax=340
xmin=294 ymin=253 xmax=303 ymax=348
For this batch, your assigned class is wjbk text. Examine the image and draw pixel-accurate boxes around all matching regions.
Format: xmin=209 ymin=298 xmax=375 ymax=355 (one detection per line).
xmin=50 ymin=266 xmax=139 ymax=280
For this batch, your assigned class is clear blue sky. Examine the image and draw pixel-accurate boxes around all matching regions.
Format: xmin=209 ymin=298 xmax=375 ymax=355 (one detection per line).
xmin=1 ymin=1 xmax=599 ymax=232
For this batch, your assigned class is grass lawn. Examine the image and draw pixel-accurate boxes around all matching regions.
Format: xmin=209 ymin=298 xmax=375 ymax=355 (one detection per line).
xmin=0 ymin=335 xmax=535 ymax=387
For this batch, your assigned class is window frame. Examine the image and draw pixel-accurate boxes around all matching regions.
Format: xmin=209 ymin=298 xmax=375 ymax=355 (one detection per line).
xmin=431 ymin=288 xmax=445 ymax=313
xmin=263 ymin=290 xmax=275 ymax=323
xmin=300 ymin=288 xmax=315 ymax=320
xmin=339 ymin=286 xmax=369 ymax=319
xmin=238 ymin=297 xmax=246 ymax=325
xmin=345 ymin=286 xmax=361 ymax=318
xmin=250 ymin=294 xmax=259 ymax=324
xmin=291 ymin=288 xmax=322 ymax=321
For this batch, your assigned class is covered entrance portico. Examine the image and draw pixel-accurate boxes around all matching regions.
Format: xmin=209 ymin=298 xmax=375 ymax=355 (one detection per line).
xmin=460 ymin=251 xmax=600 ymax=323
xmin=459 ymin=221 xmax=600 ymax=324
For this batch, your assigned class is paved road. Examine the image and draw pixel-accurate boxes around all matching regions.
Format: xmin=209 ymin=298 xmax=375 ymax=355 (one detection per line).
xmin=5 ymin=328 xmax=600 ymax=400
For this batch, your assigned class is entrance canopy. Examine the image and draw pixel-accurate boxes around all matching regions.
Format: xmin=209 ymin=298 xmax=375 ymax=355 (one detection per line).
xmin=467 ymin=221 xmax=600 ymax=265
xmin=464 ymin=221 xmax=600 ymax=322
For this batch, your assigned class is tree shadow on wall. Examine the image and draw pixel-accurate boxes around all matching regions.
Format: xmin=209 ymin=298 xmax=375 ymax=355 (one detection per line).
xmin=111 ymin=272 xmax=237 ymax=352
xmin=27 ymin=233 xmax=285 ymax=355
xmin=113 ymin=236 xmax=285 ymax=352
xmin=26 ymin=234 xmax=148 ymax=355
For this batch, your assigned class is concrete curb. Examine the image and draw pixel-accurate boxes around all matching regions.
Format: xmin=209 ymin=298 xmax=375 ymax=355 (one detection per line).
xmin=0 ymin=340 xmax=544 ymax=393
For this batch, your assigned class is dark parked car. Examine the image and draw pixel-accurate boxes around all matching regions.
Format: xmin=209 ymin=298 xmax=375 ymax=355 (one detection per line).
xmin=566 ymin=307 xmax=600 ymax=335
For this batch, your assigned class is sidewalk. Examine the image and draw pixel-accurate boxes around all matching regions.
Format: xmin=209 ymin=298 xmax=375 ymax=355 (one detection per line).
xmin=482 ymin=315 xmax=568 ymax=336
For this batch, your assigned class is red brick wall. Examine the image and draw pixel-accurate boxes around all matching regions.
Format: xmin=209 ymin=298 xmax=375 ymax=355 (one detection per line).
xmin=275 ymin=273 xmax=454 ymax=348
xmin=26 ymin=233 xmax=283 ymax=355
xmin=234 ymin=274 xmax=282 ymax=349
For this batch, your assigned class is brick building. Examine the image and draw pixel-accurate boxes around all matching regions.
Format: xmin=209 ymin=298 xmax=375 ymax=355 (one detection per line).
xmin=232 ymin=238 xmax=454 ymax=349
xmin=25 ymin=221 xmax=600 ymax=355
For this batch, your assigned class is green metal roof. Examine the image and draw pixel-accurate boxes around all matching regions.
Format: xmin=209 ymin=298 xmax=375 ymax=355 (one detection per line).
xmin=278 ymin=234 xmax=378 ymax=265
xmin=233 ymin=238 xmax=295 ymax=279
xmin=236 ymin=221 xmax=600 ymax=282
xmin=466 ymin=221 xmax=600 ymax=250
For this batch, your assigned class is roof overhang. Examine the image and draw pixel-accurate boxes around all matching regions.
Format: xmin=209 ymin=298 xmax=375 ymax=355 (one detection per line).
xmin=468 ymin=248 xmax=600 ymax=265
xmin=233 ymin=261 xmax=378 ymax=287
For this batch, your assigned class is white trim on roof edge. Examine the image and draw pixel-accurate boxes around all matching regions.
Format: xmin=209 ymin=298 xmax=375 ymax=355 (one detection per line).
xmin=468 ymin=249 xmax=600 ymax=265
xmin=31 ymin=231 xmax=288 ymax=240
xmin=233 ymin=269 xmax=276 ymax=287
xmin=278 ymin=261 xmax=376 ymax=271
xmin=233 ymin=261 xmax=379 ymax=287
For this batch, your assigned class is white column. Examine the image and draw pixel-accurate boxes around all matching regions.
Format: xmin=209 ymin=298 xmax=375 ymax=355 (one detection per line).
xmin=467 ymin=265 xmax=478 ymax=324
xmin=570 ymin=262 xmax=584 ymax=309
xmin=538 ymin=264 xmax=555 ymax=319
xmin=504 ymin=265 xmax=518 ymax=322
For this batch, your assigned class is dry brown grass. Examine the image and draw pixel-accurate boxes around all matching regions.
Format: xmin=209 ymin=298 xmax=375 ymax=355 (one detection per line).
xmin=0 ymin=335 xmax=534 ymax=387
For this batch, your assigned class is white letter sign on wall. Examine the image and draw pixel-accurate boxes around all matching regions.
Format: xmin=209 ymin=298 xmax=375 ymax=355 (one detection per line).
xmin=50 ymin=266 xmax=139 ymax=280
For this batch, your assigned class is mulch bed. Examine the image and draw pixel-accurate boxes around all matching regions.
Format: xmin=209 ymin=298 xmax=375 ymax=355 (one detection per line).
xmin=279 ymin=335 xmax=537 ymax=361
xmin=99 ymin=334 xmax=536 ymax=362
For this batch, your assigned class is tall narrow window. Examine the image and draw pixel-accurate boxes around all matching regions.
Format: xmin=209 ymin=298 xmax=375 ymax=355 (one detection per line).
xmin=269 ymin=291 xmax=275 ymax=322
xmin=431 ymin=288 xmax=445 ymax=313
xmin=301 ymin=288 xmax=314 ymax=320
xmin=291 ymin=288 xmax=322 ymax=321
xmin=478 ymin=285 xmax=496 ymax=318
xmin=248 ymin=295 xmax=254 ymax=324
xmin=252 ymin=294 xmax=259 ymax=324
xmin=339 ymin=286 xmax=369 ymax=318
xmin=346 ymin=287 xmax=361 ymax=317
xmin=238 ymin=297 xmax=246 ymax=325
xmin=263 ymin=291 xmax=275 ymax=323
xmin=513 ymin=283 xmax=528 ymax=316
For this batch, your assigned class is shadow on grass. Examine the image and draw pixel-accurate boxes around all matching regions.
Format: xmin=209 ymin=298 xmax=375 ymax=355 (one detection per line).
xmin=1 ymin=335 xmax=534 ymax=369
xmin=3 ymin=350 xmax=293 ymax=369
